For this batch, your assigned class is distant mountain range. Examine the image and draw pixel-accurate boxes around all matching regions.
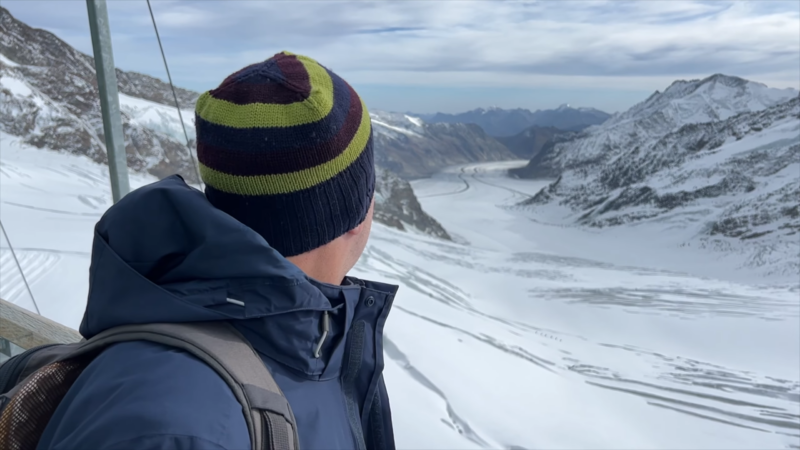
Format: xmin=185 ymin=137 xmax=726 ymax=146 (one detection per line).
xmin=420 ymin=104 xmax=611 ymax=137
xmin=515 ymin=73 xmax=800 ymax=276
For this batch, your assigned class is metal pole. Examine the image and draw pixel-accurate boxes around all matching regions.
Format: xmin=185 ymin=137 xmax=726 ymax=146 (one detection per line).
xmin=86 ymin=0 xmax=130 ymax=203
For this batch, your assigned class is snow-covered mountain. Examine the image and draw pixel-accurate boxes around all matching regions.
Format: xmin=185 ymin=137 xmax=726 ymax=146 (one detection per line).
xmin=609 ymin=74 xmax=797 ymax=130
xmin=0 ymin=6 xmax=200 ymax=182
xmin=425 ymin=105 xmax=611 ymax=137
xmin=370 ymin=110 xmax=516 ymax=179
xmin=520 ymin=74 xmax=798 ymax=179
xmin=518 ymin=74 xmax=799 ymax=277
xmin=0 ymin=7 xmax=453 ymax=240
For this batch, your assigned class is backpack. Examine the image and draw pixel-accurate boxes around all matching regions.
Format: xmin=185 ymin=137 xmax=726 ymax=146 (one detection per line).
xmin=0 ymin=321 xmax=300 ymax=450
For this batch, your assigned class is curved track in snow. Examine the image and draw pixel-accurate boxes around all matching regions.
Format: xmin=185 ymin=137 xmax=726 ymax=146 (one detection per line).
xmin=416 ymin=161 xmax=545 ymax=202
xmin=0 ymin=248 xmax=60 ymax=306
xmin=416 ymin=167 xmax=471 ymax=199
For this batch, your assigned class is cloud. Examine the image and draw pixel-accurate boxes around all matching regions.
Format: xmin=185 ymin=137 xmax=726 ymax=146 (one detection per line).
xmin=2 ymin=0 xmax=798 ymax=113
xmin=143 ymin=5 xmax=218 ymax=29
xmin=355 ymin=27 xmax=427 ymax=35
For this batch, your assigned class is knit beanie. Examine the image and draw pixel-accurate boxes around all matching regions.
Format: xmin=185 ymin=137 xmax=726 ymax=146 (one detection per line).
xmin=195 ymin=52 xmax=375 ymax=257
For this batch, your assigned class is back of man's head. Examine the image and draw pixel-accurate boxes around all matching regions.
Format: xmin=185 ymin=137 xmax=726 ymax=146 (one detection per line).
xmin=194 ymin=51 xmax=375 ymax=265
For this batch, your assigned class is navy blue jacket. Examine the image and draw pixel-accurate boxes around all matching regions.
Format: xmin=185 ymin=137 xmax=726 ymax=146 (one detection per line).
xmin=37 ymin=175 xmax=398 ymax=450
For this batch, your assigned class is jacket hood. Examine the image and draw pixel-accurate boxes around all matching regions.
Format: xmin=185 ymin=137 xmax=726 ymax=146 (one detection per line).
xmin=81 ymin=175 xmax=397 ymax=378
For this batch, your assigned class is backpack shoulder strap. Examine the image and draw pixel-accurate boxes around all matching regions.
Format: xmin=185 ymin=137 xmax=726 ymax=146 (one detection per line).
xmin=63 ymin=322 xmax=299 ymax=450
xmin=1 ymin=322 xmax=299 ymax=450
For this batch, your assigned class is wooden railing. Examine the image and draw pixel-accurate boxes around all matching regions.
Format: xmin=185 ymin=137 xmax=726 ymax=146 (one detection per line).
xmin=0 ymin=298 xmax=82 ymax=359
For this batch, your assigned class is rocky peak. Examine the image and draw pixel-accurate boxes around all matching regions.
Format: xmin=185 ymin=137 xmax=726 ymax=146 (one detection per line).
xmin=602 ymin=74 xmax=797 ymax=135
xmin=374 ymin=167 xmax=451 ymax=240
xmin=0 ymin=7 xmax=198 ymax=110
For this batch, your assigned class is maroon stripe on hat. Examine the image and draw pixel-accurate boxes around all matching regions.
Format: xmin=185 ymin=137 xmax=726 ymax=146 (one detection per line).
xmin=198 ymin=84 xmax=364 ymax=176
xmin=210 ymin=82 xmax=307 ymax=105
xmin=215 ymin=64 xmax=253 ymax=91
xmin=275 ymin=53 xmax=311 ymax=96
xmin=209 ymin=54 xmax=311 ymax=105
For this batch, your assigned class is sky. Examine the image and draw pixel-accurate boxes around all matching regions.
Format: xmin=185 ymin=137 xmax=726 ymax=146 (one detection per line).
xmin=3 ymin=0 xmax=799 ymax=114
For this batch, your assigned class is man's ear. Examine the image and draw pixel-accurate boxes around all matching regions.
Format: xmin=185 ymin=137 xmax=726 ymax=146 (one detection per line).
xmin=347 ymin=220 xmax=366 ymax=236
xmin=347 ymin=198 xmax=374 ymax=236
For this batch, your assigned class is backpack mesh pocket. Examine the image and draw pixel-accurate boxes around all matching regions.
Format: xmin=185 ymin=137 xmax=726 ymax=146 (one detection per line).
xmin=0 ymin=360 xmax=84 ymax=450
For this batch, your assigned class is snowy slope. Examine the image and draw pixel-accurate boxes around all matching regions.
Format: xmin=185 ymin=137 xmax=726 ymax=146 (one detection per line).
xmin=371 ymin=111 xmax=427 ymax=138
xmin=2 ymin=134 xmax=799 ymax=450
xmin=0 ymin=47 xmax=201 ymax=182
xmin=0 ymin=132 xmax=158 ymax=324
xmin=117 ymin=92 xmax=195 ymax=144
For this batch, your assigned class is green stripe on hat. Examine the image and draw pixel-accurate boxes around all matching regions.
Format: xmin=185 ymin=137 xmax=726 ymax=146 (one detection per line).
xmin=199 ymin=100 xmax=372 ymax=196
xmin=195 ymin=56 xmax=334 ymax=129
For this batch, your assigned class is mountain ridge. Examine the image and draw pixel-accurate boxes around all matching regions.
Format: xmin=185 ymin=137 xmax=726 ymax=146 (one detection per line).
xmin=513 ymin=74 xmax=799 ymax=181
xmin=516 ymin=74 xmax=799 ymax=277
xmin=425 ymin=105 xmax=611 ymax=136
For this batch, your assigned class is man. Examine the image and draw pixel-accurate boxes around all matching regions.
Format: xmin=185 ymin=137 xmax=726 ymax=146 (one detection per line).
xmin=37 ymin=52 xmax=398 ymax=450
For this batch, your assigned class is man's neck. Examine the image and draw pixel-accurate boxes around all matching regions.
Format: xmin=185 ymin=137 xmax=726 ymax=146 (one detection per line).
xmin=287 ymin=250 xmax=345 ymax=286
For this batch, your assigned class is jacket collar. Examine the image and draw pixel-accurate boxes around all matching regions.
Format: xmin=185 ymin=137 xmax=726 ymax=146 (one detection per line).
xmin=234 ymin=276 xmax=398 ymax=379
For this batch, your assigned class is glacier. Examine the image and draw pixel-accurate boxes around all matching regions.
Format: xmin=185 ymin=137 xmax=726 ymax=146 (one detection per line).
xmin=1 ymin=132 xmax=798 ymax=450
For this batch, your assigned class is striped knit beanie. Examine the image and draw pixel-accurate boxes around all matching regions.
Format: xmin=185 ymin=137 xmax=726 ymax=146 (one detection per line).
xmin=195 ymin=52 xmax=375 ymax=257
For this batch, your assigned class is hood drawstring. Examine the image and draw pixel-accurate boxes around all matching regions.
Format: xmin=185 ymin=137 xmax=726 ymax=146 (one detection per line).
xmin=228 ymin=298 xmax=330 ymax=359
xmin=226 ymin=298 xmax=245 ymax=306
xmin=313 ymin=311 xmax=330 ymax=359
